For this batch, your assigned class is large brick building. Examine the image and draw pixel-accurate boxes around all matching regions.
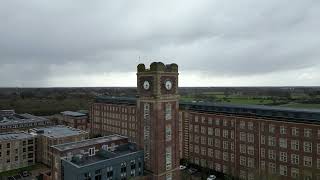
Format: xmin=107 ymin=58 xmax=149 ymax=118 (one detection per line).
xmin=90 ymin=62 xmax=320 ymax=180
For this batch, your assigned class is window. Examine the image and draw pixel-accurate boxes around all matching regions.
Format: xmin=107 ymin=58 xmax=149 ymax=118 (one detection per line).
xmin=261 ymin=148 xmax=265 ymax=158
xmin=269 ymin=124 xmax=275 ymax=133
xmin=291 ymin=168 xmax=299 ymax=179
xmin=317 ymin=159 xmax=320 ymax=169
xmin=280 ymin=126 xmax=287 ymax=134
xmin=247 ymin=134 xmax=254 ymax=143
xmin=292 ymin=127 xmax=299 ymax=136
xmin=223 ymin=152 xmax=229 ymax=161
xmin=208 ymin=127 xmax=213 ymax=136
xmin=268 ymin=136 xmax=276 ymax=146
xmin=165 ymin=147 xmax=172 ymax=170
xmin=261 ymin=123 xmax=265 ymax=132
xmin=247 ymin=146 xmax=254 ymax=156
xmin=194 ymin=125 xmax=199 ymax=133
xmin=304 ymin=142 xmax=312 ymax=153
xmin=223 ymin=119 xmax=228 ymax=126
xmin=304 ymin=128 xmax=312 ymax=138
xmin=240 ymin=170 xmax=246 ymax=180
xmin=291 ymin=154 xmax=299 ymax=165
xmin=201 ymin=116 xmax=206 ymax=124
xmin=279 ymin=165 xmax=287 ymax=176
xmin=208 ymin=138 xmax=213 ymax=146
xmin=208 ymin=118 xmax=213 ymax=125
xmin=240 ymin=132 xmax=246 ymax=142
xmin=240 ymin=156 xmax=246 ymax=166
xmin=240 ymin=121 xmax=246 ymax=129
xmin=194 ymin=135 xmax=199 ymax=143
xmin=269 ymin=162 xmax=276 ymax=174
xmin=89 ymin=148 xmax=95 ymax=156
xmin=223 ymin=141 xmax=228 ymax=150
xmin=240 ymin=144 xmax=246 ymax=154
xmin=165 ymin=125 xmax=172 ymax=141
xmin=268 ymin=150 xmax=276 ymax=160
xmin=291 ymin=140 xmax=299 ymax=151
xmin=279 ymin=138 xmax=287 ymax=148
xmin=194 ymin=115 xmax=199 ymax=123
xmin=215 ymin=139 xmax=220 ymax=148
xmin=231 ymin=154 xmax=235 ymax=162
xmin=215 ymin=128 xmax=220 ymax=137
xmin=261 ymin=161 xmax=266 ymax=170
xmin=261 ymin=135 xmax=265 ymax=144
xmin=318 ymin=143 xmax=320 ymax=154
xmin=304 ymin=156 xmax=312 ymax=167
xmin=223 ymin=130 xmax=228 ymax=138
xmin=247 ymin=158 xmax=254 ymax=168
xmin=230 ymin=131 xmax=234 ymax=139
xmin=208 ymin=148 xmax=213 ymax=157
xmin=201 ymin=136 xmax=206 ymax=145
xmin=201 ymin=126 xmax=206 ymax=134
xmin=201 ymin=147 xmax=206 ymax=156
xmin=194 ymin=145 xmax=199 ymax=154
xmin=215 ymin=150 xmax=221 ymax=159
xmin=215 ymin=119 xmax=220 ymax=126
xmin=280 ymin=152 xmax=287 ymax=162
xmin=248 ymin=122 xmax=253 ymax=130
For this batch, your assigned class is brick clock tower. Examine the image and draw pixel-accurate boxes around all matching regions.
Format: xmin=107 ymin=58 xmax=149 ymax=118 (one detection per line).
xmin=137 ymin=62 xmax=180 ymax=180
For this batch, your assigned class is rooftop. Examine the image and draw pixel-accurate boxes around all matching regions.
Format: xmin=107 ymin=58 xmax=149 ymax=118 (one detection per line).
xmin=0 ymin=111 xmax=49 ymax=126
xmin=30 ymin=125 xmax=88 ymax=138
xmin=52 ymin=134 xmax=128 ymax=152
xmin=95 ymin=96 xmax=320 ymax=123
xmin=0 ymin=132 xmax=34 ymax=141
xmin=61 ymin=111 xmax=87 ymax=117
xmin=63 ymin=143 xmax=142 ymax=167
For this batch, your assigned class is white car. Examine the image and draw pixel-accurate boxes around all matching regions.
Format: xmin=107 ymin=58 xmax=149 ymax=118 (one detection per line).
xmin=179 ymin=165 xmax=186 ymax=170
xmin=207 ymin=175 xmax=217 ymax=180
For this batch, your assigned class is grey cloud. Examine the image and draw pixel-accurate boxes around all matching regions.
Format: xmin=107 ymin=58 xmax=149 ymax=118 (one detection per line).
xmin=0 ymin=0 xmax=320 ymax=86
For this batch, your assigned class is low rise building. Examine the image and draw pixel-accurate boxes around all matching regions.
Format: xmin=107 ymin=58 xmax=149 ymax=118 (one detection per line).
xmin=61 ymin=142 xmax=144 ymax=180
xmin=30 ymin=126 xmax=89 ymax=167
xmin=60 ymin=111 xmax=88 ymax=131
xmin=0 ymin=110 xmax=52 ymax=133
xmin=0 ymin=132 xmax=35 ymax=173
xmin=51 ymin=134 xmax=129 ymax=180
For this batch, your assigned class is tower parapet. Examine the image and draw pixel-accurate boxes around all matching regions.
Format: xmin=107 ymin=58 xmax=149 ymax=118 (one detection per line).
xmin=137 ymin=62 xmax=178 ymax=73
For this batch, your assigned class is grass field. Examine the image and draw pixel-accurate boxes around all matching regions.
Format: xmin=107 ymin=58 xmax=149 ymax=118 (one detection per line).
xmin=280 ymin=103 xmax=320 ymax=109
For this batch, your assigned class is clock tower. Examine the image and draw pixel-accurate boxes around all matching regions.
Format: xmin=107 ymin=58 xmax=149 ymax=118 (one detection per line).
xmin=137 ymin=62 xmax=180 ymax=180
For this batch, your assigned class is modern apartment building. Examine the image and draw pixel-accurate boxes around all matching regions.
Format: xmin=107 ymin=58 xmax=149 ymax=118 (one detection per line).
xmin=0 ymin=132 xmax=35 ymax=173
xmin=0 ymin=110 xmax=52 ymax=133
xmin=90 ymin=62 xmax=320 ymax=180
xmin=29 ymin=126 xmax=89 ymax=167
xmin=51 ymin=134 xmax=129 ymax=180
xmin=61 ymin=142 xmax=144 ymax=180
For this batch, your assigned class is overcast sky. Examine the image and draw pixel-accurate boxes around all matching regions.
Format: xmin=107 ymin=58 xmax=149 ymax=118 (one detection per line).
xmin=1 ymin=0 xmax=320 ymax=87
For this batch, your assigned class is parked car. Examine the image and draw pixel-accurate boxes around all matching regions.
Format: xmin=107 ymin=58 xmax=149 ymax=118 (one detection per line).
xmin=207 ymin=175 xmax=217 ymax=180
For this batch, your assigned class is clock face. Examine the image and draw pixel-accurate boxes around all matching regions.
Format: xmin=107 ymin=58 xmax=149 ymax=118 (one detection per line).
xmin=143 ymin=81 xmax=150 ymax=90
xmin=165 ymin=80 xmax=172 ymax=90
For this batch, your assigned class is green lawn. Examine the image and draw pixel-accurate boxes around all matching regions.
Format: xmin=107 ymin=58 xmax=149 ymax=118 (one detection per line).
xmin=280 ymin=103 xmax=320 ymax=109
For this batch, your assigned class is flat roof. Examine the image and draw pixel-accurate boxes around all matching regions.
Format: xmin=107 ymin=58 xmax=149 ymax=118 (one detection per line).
xmin=63 ymin=143 xmax=142 ymax=167
xmin=0 ymin=112 xmax=49 ymax=126
xmin=95 ymin=96 xmax=320 ymax=123
xmin=31 ymin=126 xmax=88 ymax=138
xmin=52 ymin=134 xmax=128 ymax=152
xmin=0 ymin=132 xmax=34 ymax=141
xmin=61 ymin=111 xmax=87 ymax=117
